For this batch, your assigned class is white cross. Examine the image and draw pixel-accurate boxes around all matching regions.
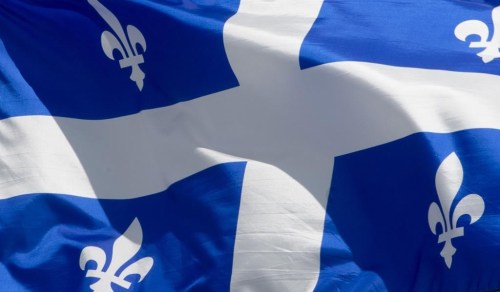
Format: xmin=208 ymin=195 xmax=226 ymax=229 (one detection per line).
xmin=2 ymin=0 xmax=500 ymax=291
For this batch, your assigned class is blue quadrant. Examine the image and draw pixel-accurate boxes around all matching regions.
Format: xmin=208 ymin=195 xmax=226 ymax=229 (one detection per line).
xmin=0 ymin=0 xmax=240 ymax=119
xmin=320 ymin=129 xmax=500 ymax=291
xmin=0 ymin=162 xmax=246 ymax=291
xmin=301 ymin=0 xmax=500 ymax=75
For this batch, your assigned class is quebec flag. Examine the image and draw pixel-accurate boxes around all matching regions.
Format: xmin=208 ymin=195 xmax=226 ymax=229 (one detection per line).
xmin=1 ymin=0 xmax=500 ymax=291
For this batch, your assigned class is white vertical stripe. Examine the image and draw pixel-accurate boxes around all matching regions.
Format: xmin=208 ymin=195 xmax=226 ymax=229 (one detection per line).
xmin=231 ymin=160 xmax=325 ymax=292
xmin=2 ymin=0 xmax=500 ymax=290
xmin=196 ymin=148 xmax=326 ymax=292
xmin=223 ymin=1 xmax=327 ymax=289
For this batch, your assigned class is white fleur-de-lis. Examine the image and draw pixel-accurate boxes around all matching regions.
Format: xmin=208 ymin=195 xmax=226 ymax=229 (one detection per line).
xmin=88 ymin=0 xmax=147 ymax=90
xmin=455 ymin=6 xmax=500 ymax=63
xmin=80 ymin=218 xmax=154 ymax=291
xmin=427 ymin=152 xmax=485 ymax=268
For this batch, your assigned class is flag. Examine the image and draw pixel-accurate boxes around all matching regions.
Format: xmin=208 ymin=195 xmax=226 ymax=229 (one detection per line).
xmin=0 ymin=0 xmax=499 ymax=291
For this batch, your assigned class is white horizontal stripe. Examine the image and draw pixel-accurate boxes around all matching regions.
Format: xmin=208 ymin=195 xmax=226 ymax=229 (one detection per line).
xmin=2 ymin=62 xmax=498 ymax=199
xmin=2 ymin=1 xmax=500 ymax=290
xmin=2 ymin=65 xmax=498 ymax=291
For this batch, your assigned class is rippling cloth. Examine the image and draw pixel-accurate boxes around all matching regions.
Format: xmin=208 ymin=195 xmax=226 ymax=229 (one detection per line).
xmin=0 ymin=0 xmax=499 ymax=291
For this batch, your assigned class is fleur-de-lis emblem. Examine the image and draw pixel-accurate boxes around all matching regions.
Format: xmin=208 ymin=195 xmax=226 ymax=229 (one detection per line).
xmin=88 ymin=0 xmax=147 ymax=90
xmin=455 ymin=6 xmax=500 ymax=63
xmin=80 ymin=218 xmax=154 ymax=291
xmin=427 ymin=152 xmax=485 ymax=268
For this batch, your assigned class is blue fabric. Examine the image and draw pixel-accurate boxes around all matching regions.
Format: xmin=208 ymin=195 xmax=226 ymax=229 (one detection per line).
xmin=301 ymin=0 xmax=500 ymax=74
xmin=314 ymin=214 xmax=387 ymax=292
xmin=3 ymin=0 xmax=500 ymax=290
xmin=323 ymin=129 xmax=500 ymax=291
xmin=0 ymin=0 xmax=239 ymax=119
xmin=0 ymin=162 xmax=246 ymax=291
